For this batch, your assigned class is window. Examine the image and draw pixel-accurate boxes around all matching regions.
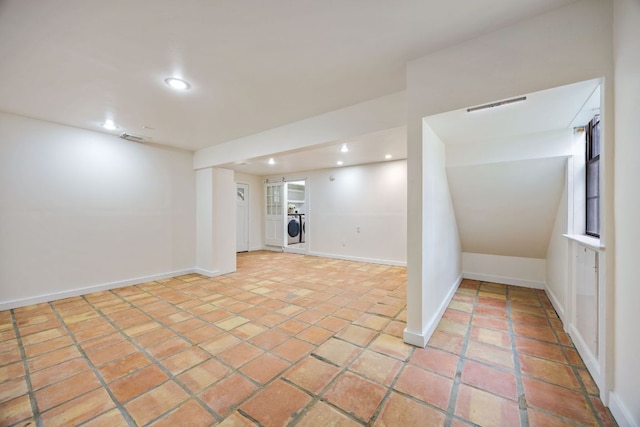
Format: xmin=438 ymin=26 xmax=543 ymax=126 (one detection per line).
xmin=585 ymin=115 xmax=600 ymax=237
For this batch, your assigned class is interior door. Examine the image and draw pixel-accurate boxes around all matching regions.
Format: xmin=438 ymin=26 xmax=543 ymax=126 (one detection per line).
xmin=265 ymin=182 xmax=284 ymax=247
xmin=236 ymin=183 xmax=249 ymax=252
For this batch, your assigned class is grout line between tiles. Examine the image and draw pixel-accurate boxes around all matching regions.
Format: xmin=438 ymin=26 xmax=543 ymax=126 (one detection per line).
xmin=78 ymin=292 xmax=225 ymax=425
xmin=506 ymin=286 xmax=530 ymax=427
xmin=2 ymin=253 xmax=610 ymax=427
xmin=443 ymin=281 xmax=481 ymax=427
xmin=534 ymin=290 xmax=607 ymax=427
xmin=48 ymin=301 xmax=138 ymax=426
xmin=10 ymin=309 xmax=43 ymax=427
xmin=99 ymin=262 xmax=401 ymax=426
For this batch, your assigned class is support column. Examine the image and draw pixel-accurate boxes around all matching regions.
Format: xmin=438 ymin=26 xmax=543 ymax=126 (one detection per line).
xmin=196 ymin=167 xmax=236 ymax=276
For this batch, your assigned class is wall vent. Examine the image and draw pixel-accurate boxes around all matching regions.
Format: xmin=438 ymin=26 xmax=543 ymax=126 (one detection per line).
xmin=119 ymin=132 xmax=147 ymax=143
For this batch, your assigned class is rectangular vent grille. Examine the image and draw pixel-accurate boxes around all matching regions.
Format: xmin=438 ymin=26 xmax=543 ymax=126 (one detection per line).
xmin=119 ymin=132 xmax=147 ymax=143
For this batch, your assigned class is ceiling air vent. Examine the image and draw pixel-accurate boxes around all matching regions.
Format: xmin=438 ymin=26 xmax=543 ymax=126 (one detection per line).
xmin=119 ymin=132 xmax=147 ymax=143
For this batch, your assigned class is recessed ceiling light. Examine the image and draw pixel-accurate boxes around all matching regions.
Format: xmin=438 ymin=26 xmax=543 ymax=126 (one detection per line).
xmin=336 ymin=160 xmax=344 ymax=166
xmin=102 ymin=119 xmax=117 ymax=130
xmin=268 ymin=158 xmax=275 ymax=165
xmin=165 ymin=77 xmax=191 ymax=90
xmin=340 ymin=144 xmax=349 ymax=153
xmin=385 ymin=154 xmax=392 ymax=159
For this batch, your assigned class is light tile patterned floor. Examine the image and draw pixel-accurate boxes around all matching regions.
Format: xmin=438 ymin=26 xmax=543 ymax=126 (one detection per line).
xmin=0 ymin=251 xmax=617 ymax=426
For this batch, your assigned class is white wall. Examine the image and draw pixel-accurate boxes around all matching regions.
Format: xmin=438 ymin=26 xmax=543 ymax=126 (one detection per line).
xmin=464 ymin=253 xmax=546 ymax=289
xmin=266 ymin=160 xmax=407 ymax=266
xmin=445 ymin=129 xmax=573 ymax=168
xmin=447 ymin=156 xmax=567 ymax=259
xmin=234 ymin=172 xmax=264 ymax=251
xmin=308 ymin=160 xmax=406 ymax=265
xmin=404 ymin=123 xmax=462 ymax=347
xmin=196 ymin=168 xmax=236 ymax=276
xmin=612 ymin=0 xmax=640 ymax=425
xmin=0 ymin=113 xmax=196 ymax=309
xmin=444 ymin=128 xmax=572 ymax=288
xmin=545 ymin=177 xmax=569 ymax=322
xmin=406 ymin=0 xmax=614 ymax=382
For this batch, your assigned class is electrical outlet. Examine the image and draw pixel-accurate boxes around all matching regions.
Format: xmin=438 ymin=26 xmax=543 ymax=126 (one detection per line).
xmin=356 ymin=226 xmax=360 ymax=233
xmin=341 ymin=240 xmax=346 ymax=247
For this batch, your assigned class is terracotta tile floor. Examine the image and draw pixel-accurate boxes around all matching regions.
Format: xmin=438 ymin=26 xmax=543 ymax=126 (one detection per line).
xmin=0 ymin=251 xmax=617 ymax=426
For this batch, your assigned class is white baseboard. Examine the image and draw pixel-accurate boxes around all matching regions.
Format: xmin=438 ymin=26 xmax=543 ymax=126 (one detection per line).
xmin=403 ymin=329 xmax=428 ymax=347
xmin=462 ymin=272 xmax=545 ymax=289
xmin=609 ymin=391 xmax=638 ymax=427
xmin=307 ymin=251 xmax=406 ymax=267
xmin=544 ymin=285 xmax=566 ymax=326
xmin=0 ymin=268 xmax=198 ymax=311
xmin=194 ymin=268 xmax=220 ymax=277
xmin=284 ymin=246 xmax=308 ymax=255
xmin=568 ymin=323 xmax=602 ymax=392
xmin=403 ymin=274 xmax=462 ymax=348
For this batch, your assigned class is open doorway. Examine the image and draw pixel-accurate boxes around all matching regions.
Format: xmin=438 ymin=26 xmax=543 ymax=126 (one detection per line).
xmin=285 ymin=180 xmax=307 ymax=254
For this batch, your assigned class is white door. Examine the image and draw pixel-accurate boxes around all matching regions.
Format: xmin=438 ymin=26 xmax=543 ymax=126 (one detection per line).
xmin=265 ymin=182 xmax=284 ymax=247
xmin=236 ymin=183 xmax=249 ymax=252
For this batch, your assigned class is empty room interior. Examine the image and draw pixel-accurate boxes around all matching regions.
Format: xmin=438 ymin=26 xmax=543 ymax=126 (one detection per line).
xmin=1 ymin=1 xmax=639 ymax=426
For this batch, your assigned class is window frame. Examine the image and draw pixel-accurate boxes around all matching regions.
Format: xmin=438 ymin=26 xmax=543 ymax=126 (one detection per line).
xmin=585 ymin=114 xmax=600 ymax=238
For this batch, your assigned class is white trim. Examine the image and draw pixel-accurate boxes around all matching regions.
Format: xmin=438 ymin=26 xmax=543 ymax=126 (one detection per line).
xmin=403 ymin=329 xmax=428 ymax=347
xmin=307 ymin=251 xmax=406 ymax=267
xmin=462 ymin=272 xmax=545 ymax=289
xmin=403 ymin=274 xmax=462 ymax=348
xmin=544 ymin=284 xmax=567 ymax=327
xmin=568 ymin=323 xmax=602 ymax=390
xmin=563 ymin=234 xmax=605 ymax=251
xmin=284 ymin=245 xmax=308 ymax=255
xmin=194 ymin=268 xmax=220 ymax=277
xmin=0 ymin=268 xmax=198 ymax=311
xmin=609 ymin=391 xmax=638 ymax=427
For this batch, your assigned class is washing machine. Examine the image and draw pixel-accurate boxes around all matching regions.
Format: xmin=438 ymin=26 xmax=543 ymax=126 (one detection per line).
xmin=299 ymin=214 xmax=306 ymax=243
xmin=287 ymin=214 xmax=301 ymax=244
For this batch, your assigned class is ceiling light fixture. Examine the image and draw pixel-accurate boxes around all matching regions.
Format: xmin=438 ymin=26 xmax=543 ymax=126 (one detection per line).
xmin=336 ymin=160 xmax=344 ymax=166
xmin=165 ymin=77 xmax=191 ymax=90
xmin=466 ymin=96 xmax=526 ymax=113
xmin=340 ymin=144 xmax=349 ymax=153
xmin=268 ymin=158 xmax=275 ymax=165
xmin=102 ymin=119 xmax=117 ymax=130
xmin=385 ymin=154 xmax=392 ymax=159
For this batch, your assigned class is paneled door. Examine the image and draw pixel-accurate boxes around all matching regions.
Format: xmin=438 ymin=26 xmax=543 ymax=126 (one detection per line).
xmin=236 ymin=183 xmax=249 ymax=252
xmin=265 ymin=182 xmax=284 ymax=247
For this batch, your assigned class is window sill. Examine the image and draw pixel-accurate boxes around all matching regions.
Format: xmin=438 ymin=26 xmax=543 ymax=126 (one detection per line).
xmin=562 ymin=234 xmax=605 ymax=251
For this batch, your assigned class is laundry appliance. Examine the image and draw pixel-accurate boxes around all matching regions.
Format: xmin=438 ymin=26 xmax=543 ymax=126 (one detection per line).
xmin=287 ymin=214 xmax=301 ymax=245
xmin=299 ymin=214 xmax=306 ymax=243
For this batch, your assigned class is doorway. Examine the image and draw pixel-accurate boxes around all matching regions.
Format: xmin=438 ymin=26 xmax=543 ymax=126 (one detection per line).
xmin=236 ymin=183 xmax=249 ymax=253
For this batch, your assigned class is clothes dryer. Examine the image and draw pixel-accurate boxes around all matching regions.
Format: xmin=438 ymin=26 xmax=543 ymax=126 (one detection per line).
xmin=287 ymin=214 xmax=301 ymax=244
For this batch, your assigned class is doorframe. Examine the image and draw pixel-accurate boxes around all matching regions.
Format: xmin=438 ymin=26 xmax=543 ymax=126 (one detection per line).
xmin=236 ymin=182 xmax=250 ymax=253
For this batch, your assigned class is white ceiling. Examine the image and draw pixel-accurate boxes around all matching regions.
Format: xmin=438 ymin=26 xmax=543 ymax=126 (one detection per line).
xmin=226 ymin=126 xmax=406 ymax=177
xmin=231 ymin=77 xmax=599 ymax=176
xmin=425 ymin=79 xmax=600 ymax=145
xmin=436 ymin=79 xmax=601 ymax=259
xmin=0 ymin=0 xmax=576 ymax=152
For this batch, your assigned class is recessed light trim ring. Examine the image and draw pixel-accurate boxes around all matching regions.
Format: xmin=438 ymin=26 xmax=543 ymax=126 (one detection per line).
xmin=165 ymin=77 xmax=191 ymax=90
